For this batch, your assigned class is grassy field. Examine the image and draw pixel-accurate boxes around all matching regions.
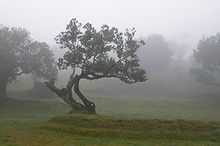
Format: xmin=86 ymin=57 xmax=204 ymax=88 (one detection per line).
xmin=94 ymin=96 xmax=220 ymax=121
xmin=0 ymin=97 xmax=220 ymax=146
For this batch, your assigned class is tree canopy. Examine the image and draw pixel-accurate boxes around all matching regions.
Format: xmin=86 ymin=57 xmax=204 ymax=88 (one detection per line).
xmin=139 ymin=34 xmax=173 ymax=72
xmin=0 ymin=26 xmax=57 ymax=98
xmin=56 ymin=18 xmax=146 ymax=83
xmin=192 ymin=33 xmax=220 ymax=86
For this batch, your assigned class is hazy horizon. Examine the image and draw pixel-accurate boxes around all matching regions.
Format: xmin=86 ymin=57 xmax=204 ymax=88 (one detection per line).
xmin=1 ymin=0 xmax=220 ymax=51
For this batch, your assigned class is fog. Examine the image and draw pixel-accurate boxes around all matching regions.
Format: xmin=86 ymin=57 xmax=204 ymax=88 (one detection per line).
xmin=1 ymin=0 xmax=220 ymax=44
xmin=1 ymin=0 xmax=220 ymax=100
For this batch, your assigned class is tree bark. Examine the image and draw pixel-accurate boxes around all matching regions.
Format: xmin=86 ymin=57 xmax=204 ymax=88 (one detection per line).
xmin=45 ymin=81 xmax=87 ymax=112
xmin=0 ymin=80 xmax=7 ymax=100
xmin=74 ymin=75 xmax=96 ymax=113
xmin=45 ymin=74 xmax=96 ymax=114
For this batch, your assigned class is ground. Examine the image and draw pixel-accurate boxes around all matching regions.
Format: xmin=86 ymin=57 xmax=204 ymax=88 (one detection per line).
xmin=0 ymin=96 xmax=220 ymax=146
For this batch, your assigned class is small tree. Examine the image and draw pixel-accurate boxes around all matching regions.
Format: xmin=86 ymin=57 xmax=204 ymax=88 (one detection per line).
xmin=0 ymin=26 xmax=57 ymax=99
xmin=46 ymin=18 xmax=147 ymax=113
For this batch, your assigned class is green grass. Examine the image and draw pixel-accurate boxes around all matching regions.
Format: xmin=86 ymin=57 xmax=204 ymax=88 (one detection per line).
xmin=3 ymin=95 xmax=220 ymax=121
xmin=0 ymin=97 xmax=220 ymax=146
xmin=94 ymin=96 xmax=220 ymax=121
xmin=1 ymin=114 xmax=220 ymax=146
xmin=0 ymin=98 xmax=69 ymax=120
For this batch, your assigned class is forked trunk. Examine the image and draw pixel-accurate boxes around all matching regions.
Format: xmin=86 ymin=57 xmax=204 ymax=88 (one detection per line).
xmin=45 ymin=81 xmax=86 ymax=112
xmin=74 ymin=76 xmax=96 ymax=113
xmin=45 ymin=75 xmax=96 ymax=114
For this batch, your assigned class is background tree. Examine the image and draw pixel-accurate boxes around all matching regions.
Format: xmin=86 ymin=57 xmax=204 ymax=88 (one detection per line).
xmin=0 ymin=26 xmax=57 ymax=100
xmin=135 ymin=34 xmax=176 ymax=97
xmin=192 ymin=33 xmax=220 ymax=86
xmin=46 ymin=18 xmax=147 ymax=113
xmin=139 ymin=34 xmax=173 ymax=72
xmin=30 ymin=45 xmax=58 ymax=98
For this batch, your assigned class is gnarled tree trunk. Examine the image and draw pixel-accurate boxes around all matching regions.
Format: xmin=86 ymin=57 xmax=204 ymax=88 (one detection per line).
xmin=45 ymin=81 xmax=86 ymax=112
xmin=0 ymin=79 xmax=7 ymax=100
xmin=74 ymin=76 xmax=96 ymax=113
xmin=45 ymin=74 xmax=96 ymax=114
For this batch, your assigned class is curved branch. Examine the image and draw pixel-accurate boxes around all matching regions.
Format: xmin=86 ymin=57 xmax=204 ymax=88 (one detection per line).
xmin=82 ymin=72 xmax=134 ymax=83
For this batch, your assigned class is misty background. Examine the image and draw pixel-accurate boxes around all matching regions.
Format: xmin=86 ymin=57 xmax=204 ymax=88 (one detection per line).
xmin=1 ymin=0 xmax=220 ymax=100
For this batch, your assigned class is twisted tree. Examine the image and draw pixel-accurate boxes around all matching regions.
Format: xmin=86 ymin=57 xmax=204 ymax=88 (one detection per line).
xmin=46 ymin=18 xmax=147 ymax=113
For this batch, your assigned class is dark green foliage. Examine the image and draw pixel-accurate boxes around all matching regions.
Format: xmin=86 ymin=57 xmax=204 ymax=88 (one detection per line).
xmin=56 ymin=18 xmax=146 ymax=83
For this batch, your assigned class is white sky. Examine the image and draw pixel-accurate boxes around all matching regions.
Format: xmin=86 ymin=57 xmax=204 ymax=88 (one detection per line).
xmin=1 ymin=0 xmax=220 ymax=54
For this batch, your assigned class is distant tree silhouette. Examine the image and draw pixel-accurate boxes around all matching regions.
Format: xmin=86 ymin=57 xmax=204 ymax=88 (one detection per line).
xmin=46 ymin=18 xmax=147 ymax=113
xmin=31 ymin=46 xmax=58 ymax=98
xmin=140 ymin=34 xmax=173 ymax=72
xmin=192 ymin=33 xmax=220 ymax=86
xmin=0 ymin=26 xmax=57 ymax=100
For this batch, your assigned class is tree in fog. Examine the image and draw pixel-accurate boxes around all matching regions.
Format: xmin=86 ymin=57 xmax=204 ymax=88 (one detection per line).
xmin=46 ymin=18 xmax=147 ymax=113
xmin=139 ymin=34 xmax=173 ymax=72
xmin=30 ymin=46 xmax=58 ymax=98
xmin=192 ymin=33 xmax=220 ymax=86
xmin=0 ymin=26 xmax=57 ymax=99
